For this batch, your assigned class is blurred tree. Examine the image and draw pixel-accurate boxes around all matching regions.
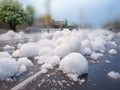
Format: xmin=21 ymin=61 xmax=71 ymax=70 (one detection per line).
xmin=69 ymin=23 xmax=79 ymax=29
xmin=83 ymin=23 xmax=93 ymax=29
xmin=64 ymin=19 xmax=68 ymax=27
xmin=0 ymin=0 xmax=27 ymax=32
xmin=113 ymin=20 xmax=120 ymax=30
xmin=60 ymin=19 xmax=68 ymax=28
xmin=26 ymin=5 xmax=35 ymax=26
xmin=104 ymin=18 xmax=120 ymax=31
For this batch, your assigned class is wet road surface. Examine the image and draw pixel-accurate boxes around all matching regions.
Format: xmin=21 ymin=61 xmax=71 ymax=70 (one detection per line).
xmin=0 ymin=34 xmax=120 ymax=90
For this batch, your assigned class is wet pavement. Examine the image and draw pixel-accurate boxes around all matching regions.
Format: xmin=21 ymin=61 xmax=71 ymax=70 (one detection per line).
xmin=0 ymin=64 xmax=41 ymax=90
xmin=20 ymin=48 xmax=120 ymax=90
xmin=0 ymin=33 xmax=120 ymax=90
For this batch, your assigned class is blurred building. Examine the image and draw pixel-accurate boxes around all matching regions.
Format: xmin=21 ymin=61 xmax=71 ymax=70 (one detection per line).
xmin=33 ymin=16 xmax=64 ymax=29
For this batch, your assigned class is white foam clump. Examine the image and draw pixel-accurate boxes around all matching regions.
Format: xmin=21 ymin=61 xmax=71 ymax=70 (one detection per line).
xmin=54 ymin=37 xmax=64 ymax=46
xmin=6 ymin=31 xmax=16 ymax=38
xmin=53 ymin=29 xmax=71 ymax=42
xmin=91 ymin=40 xmax=106 ymax=51
xmin=18 ymin=42 xmax=39 ymax=57
xmin=53 ymin=31 xmax=63 ymax=41
xmin=18 ymin=57 xmax=33 ymax=67
xmin=12 ymin=50 xmax=20 ymax=58
xmin=37 ymin=56 xmax=60 ymax=66
xmin=41 ymin=63 xmax=53 ymax=70
xmin=41 ymin=32 xmax=53 ymax=39
xmin=16 ymin=65 xmax=27 ymax=76
xmin=17 ymin=43 xmax=23 ymax=49
xmin=81 ymin=39 xmax=91 ymax=49
xmin=59 ymin=53 xmax=88 ymax=81
xmin=109 ymin=49 xmax=117 ymax=55
xmin=106 ymin=34 xmax=114 ymax=40
xmin=81 ymin=47 xmax=92 ymax=55
xmin=62 ymin=29 xmax=71 ymax=37
xmin=39 ymin=47 xmax=55 ymax=56
xmin=40 ymin=68 xmax=48 ymax=74
xmin=3 ymin=45 xmax=15 ymax=51
xmin=0 ymin=52 xmax=12 ymax=58
xmin=108 ymin=71 xmax=120 ymax=79
xmin=37 ymin=39 xmax=54 ymax=49
xmin=63 ymin=36 xmax=81 ymax=52
xmin=0 ymin=58 xmax=19 ymax=80
xmin=110 ymin=41 xmax=118 ymax=47
xmin=53 ymin=29 xmax=113 ymax=56
xmin=54 ymin=44 xmax=71 ymax=58
xmin=3 ymin=45 xmax=15 ymax=53
xmin=0 ymin=31 xmax=26 ymax=41
xmin=0 ymin=31 xmax=16 ymax=41
xmin=90 ymin=52 xmax=103 ymax=60
xmin=67 ymin=74 xmax=79 ymax=81
xmin=15 ymin=32 xmax=26 ymax=40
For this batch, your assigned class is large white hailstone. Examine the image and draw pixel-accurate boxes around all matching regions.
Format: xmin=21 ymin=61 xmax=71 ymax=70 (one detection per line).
xmin=59 ymin=53 xmax=88 ymax=77
xmin=39 ymin=47 xmax=55 ymax=56
xmin=0 ymin=52 xmax=12 ymax=58
xmin=38 ymin=56 xmax=60 ymax=66
xmin=18 ymin=57 xmax=33 ymax=67
xmin=54 ymin=44 xmax=71 ymax=58
xmin=37 ymin=39 xmax=54 ymax=49
xmin=53 ymin=31 xmax=63 ymax=41
xmin=81 ymin=39 xmax=91 ymax=49
xmin=109 ymin=49 xmax=117 ymax=55
xmin=12 ymin=50 xmax=20 ymax=58
xmin=81 ymin=47 xmax=92 ymax=55
xmin=108 ymin=71 xmax=120 ymax=79
xmin=91 ymin=40 xmax=106 ymax=51
xmin=63 ymin=36 xmax=81 ymax=52
xmin=0 ymin=58 xmax=19 ymax=80
xmin=19 ymin=42 xmax=39 ymax=57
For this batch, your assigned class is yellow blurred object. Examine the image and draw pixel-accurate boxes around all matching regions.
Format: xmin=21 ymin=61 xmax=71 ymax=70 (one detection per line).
xmin=44 ymin=15 xmax=51 ymax=23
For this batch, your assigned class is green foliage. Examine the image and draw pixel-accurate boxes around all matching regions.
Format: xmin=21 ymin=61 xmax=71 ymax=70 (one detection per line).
xmin=0 ymin=0 xmax=26 ymax=24
xmin=26 ymin=5 xmax=35 ymax=26
xmin=0 ymin=0 xmax=36 ymax=31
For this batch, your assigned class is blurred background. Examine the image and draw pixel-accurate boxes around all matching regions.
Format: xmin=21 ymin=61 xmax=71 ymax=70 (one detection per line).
xmin=0 ymin=0 xmax=120 ymax=32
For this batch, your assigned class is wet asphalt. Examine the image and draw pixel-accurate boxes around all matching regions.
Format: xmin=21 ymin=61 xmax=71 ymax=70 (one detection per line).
xmin=0 ymin=33 xmax=120 ymax=90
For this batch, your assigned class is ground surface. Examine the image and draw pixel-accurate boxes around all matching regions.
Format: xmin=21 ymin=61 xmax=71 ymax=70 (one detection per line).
xmin=0 ymin=31 xmax=120 ymax=90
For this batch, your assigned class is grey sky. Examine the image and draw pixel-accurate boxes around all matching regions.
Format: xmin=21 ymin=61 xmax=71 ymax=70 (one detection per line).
xmin=21 ymin=0 xmax=120 ymax=27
